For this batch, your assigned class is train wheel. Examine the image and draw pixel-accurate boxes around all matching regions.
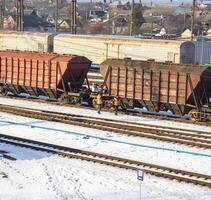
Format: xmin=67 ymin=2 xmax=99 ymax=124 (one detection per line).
xmin=120 ymin=102 xmax=127 ymax=112
xmin=0 ymin=86 xmax=7 ymax=96
xmin=159 ymin=103 xmax=167 ymax=111
xmin=61 ymin=94 xmax=70 ymax=104
xmin=61 ymin=94 xmax=81 ymax=105
xmin=104 ymin=100 xmax=113 ymax=110
xmin=189 ymin=109 xmax=209 ymax=122
xmin=70 ymin=96 xmax=81 ymax=105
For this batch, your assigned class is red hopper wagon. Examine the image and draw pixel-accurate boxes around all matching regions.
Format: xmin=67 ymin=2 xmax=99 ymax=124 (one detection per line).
xmin=0 ymin=50 xmax=91 ymax=102
xmin=100 ymin=58 xmax=211 ymax=121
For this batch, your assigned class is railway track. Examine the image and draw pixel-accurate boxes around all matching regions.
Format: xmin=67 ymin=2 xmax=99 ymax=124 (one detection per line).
xmin=0 ymin=150 xmax=16 ymax=160
xmin=2 ymin=94 xmax=211 ymax=127
xmin=0 ymin=133 xmax=211 ymax=188
xmin=0 ymin=104 xmax=211 ymax=149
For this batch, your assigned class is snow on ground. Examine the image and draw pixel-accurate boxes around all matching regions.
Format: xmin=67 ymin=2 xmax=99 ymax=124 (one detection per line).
xmin=0 ymin=144 xmax=211 ymax=200
xmin=0 ymin=112 xmax=211 ymax=175
xmin=0 ymin=96 xmax=211 ymax=132
xmin=0 ymin=97 xmax=210 ymax=199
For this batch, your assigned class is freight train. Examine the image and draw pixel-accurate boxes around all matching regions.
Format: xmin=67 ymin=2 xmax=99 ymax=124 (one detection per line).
xmin=100 ymin=58 xmax=211 ymax=121
xmin=0 ymin=50 xmax=92 ymax=104
xmin=0 ymin=31 xmax=211 ymax=65
xmin=0 ymin=50 xmax=211 ymax=121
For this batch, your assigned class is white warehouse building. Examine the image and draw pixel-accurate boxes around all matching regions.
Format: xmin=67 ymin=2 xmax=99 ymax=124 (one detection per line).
xmin=0 ymin=31 xmax=210 ymax=65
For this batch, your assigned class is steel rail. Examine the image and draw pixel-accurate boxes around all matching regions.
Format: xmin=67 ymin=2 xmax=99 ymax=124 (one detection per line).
xmin=0 ymin=134 xmax=211 ymax=188
xmin=0 ymin=104 xmax=211 ymax=149
xmin=2 ymin=95 xmax=211 ymax=126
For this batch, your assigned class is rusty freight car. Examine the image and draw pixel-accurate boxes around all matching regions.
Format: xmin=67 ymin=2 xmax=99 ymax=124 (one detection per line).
xmin=0 ymin=50 xmax=91 ymax=102
xmin=100 ymin=58 xmax=211 ymax=121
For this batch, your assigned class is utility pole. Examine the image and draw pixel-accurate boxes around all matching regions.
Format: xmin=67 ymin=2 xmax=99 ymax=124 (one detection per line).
xmin=139 ymin=0 xmax=142 ymax=6
xmin=112 ymin=18 xmax=115 ymax=34
xmin=20 ymin=0 xmax=24 ymax=31
xmin=130 ymin=0 xmax=134 ymax=36
xmin=0 ymin=0 xmax=5 ymax=30
xmin=55 ymin=0 xmax=58 ymax=32
xmin=107 ymin=12 xmax=110 ymax=34
xmin=16 ymin=0 xmax=18 ymax=30
xmin=16 ymin=0 xmax=24 ymax=32
xmin=71 ymin=0 xmax=77 ymax=34
xmin=191 ymin=0 xmax=196 ymax=41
